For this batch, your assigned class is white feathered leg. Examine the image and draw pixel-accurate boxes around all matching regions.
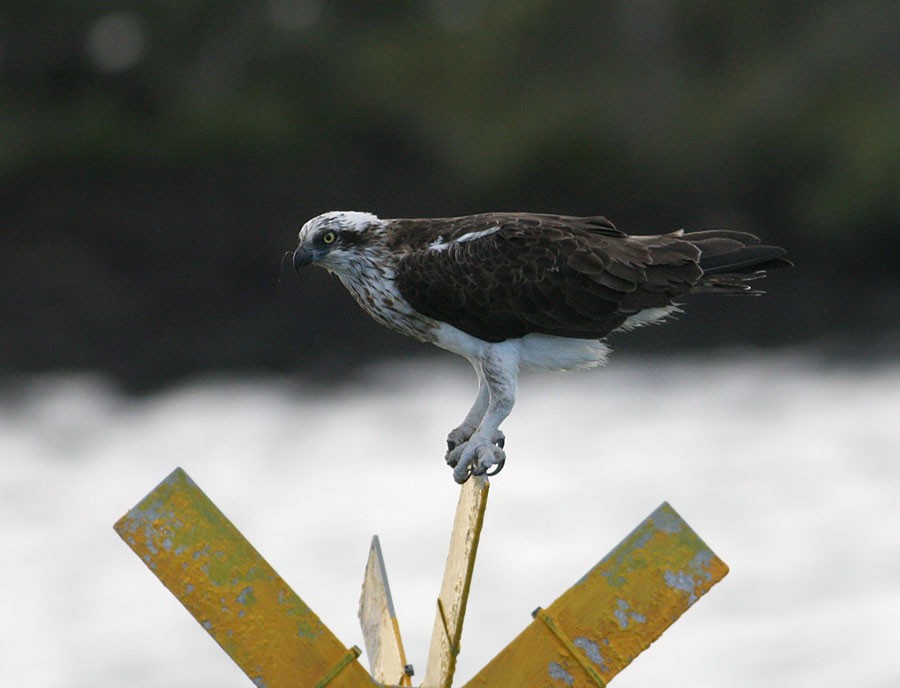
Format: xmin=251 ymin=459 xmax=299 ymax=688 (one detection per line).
xmin=448 ymin=344 xmax=519 ymax=483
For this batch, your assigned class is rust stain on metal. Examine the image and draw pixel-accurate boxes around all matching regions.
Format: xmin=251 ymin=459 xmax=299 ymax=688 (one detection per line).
xmin=114 ymin=467 xmax=375 ymax=688
xmin=463 ymin=502 xmax=728 ymax=687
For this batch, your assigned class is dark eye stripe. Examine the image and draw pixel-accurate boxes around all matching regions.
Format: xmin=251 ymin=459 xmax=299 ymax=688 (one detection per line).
xmin=337 ymin=231 xmax=364 ymax=247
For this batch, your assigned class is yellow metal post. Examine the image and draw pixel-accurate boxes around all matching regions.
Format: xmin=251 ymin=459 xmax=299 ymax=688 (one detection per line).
xmin=115 ymin=469 xmax=727 ymax=688
xmin=422 ymin=474 xmax=490 ymax=688
xmin=114 ymin=467 xmax=375 ymax=688
xmin=462 ymin=502 xmax=729 ymax=687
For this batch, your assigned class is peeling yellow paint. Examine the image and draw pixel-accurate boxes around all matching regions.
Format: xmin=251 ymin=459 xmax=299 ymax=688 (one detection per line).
xmin=462 ymin=502 xmax=728 ymax=687
xmin=115 ymin=469 xmax=727 ymax=688
xmin=114 ymin=467 xmax=375 ymax=688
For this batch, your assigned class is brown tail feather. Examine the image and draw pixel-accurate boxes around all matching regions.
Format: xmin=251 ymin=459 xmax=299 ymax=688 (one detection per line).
xmin=683 ymin=230 xmax=791 ymax=294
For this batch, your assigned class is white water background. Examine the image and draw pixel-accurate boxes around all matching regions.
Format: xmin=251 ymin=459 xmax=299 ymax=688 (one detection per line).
xmin=2 ymin=351 xmax=898 ymax=687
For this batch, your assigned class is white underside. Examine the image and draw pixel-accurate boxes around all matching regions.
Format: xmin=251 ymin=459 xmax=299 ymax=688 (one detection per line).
xmin=431 ymin=304 xmax=679 ymax=372
xmin=618 ymin=305 xmax=681 ymax=332
xmin=425 ymin=307 xmax=675 ymax=481
xmin=431 ymin=323 xmax=611 ymax=372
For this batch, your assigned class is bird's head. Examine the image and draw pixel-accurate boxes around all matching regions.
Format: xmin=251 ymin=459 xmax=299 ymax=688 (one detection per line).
xmin=292 ymin=211 xmax=383 ymax=275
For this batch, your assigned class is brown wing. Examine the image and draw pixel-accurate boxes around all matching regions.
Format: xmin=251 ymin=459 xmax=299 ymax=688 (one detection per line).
xmin=394 ymin=214 xmax=703 ymax=342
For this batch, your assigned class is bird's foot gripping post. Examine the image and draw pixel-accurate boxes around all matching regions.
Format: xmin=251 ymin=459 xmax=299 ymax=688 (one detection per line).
xmin=115 ymin=468 xmax=727 ymax=687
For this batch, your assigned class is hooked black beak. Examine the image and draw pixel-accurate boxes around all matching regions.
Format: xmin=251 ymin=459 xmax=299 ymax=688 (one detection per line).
xmin=292 ymin=245 xmax=315 ymax=270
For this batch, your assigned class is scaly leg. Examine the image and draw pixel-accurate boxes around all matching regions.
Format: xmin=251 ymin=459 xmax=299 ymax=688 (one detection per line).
xmin=448 ymin=347 xmax=518 ymax=483
xmin=445 ymin=365 xmax=490 ymax=458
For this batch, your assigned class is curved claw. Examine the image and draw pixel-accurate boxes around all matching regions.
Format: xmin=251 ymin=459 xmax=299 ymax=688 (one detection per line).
xmin=485 ymin=455 xmax=505 ymax=476
xmin=447 ymin=431 xmax=504 ymax=466
xmin=454 ymin=442 xmax=504 ymax=482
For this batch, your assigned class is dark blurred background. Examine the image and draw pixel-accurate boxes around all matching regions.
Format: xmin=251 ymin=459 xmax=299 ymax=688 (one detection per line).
xmin=2 ymin=1 xmax=897 ymax=390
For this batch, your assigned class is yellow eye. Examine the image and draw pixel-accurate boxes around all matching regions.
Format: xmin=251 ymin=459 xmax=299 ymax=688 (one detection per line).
xmin=322 ymin=231 xmax=336 ymax=244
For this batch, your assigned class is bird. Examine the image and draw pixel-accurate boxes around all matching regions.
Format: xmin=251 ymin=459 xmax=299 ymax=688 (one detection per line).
xmin=291 ymin=211 xmax=790 ymax=483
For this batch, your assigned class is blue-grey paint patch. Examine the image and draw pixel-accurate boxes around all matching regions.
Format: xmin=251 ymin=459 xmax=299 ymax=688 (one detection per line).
xmin=118 ymin=495 xmax=179 ymax=564
xmin=142 ymin=522 xmax=160 ymax=557
xmin=574 ymin=636 xmax=609 ymax=670
xmin=613 ymin=600 xmax=629 ymax=629
xmin=548 ymin=662 xmax=574 ymax=685
xmin=201 ymin=620 xmax=213 ymax=631
xmin=690 ymin=550 xmax=714 ymax=581
xmin=252 ymin=677 xmax=267 ymax=688
xmin=664 ymin=569 xmax=698 ymax=604
xmin=651 ymin=503 xmax=684 ymax=533
xmin=295 ymin=621 xmax=324 ymax=640
xmin=185 ymin=583 xmax=194 ymax=595
xmin=587 ymin=517 xmax=656 ymax=586
xmin=613 ymin=598 xmax=647 ymax=629
xmin=236 ymin=586 xmax=254 ymax=605
xmin=162 ymin=537 xmax=172 ymax=551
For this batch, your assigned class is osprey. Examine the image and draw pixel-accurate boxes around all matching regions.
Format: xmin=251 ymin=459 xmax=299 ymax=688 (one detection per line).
xmin=292 ymin=211 xmax=790 ymax=483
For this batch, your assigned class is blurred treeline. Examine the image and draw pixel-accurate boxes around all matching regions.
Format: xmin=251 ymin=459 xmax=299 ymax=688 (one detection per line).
xmin=2 ymin=1 xmax=897 ymax=389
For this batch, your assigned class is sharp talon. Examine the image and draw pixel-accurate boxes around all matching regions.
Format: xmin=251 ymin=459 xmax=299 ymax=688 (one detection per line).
xmin=485 ymin=456 xmax=505 ymax=476
xmin=453 ymin=465 xmax=471 ymax=484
